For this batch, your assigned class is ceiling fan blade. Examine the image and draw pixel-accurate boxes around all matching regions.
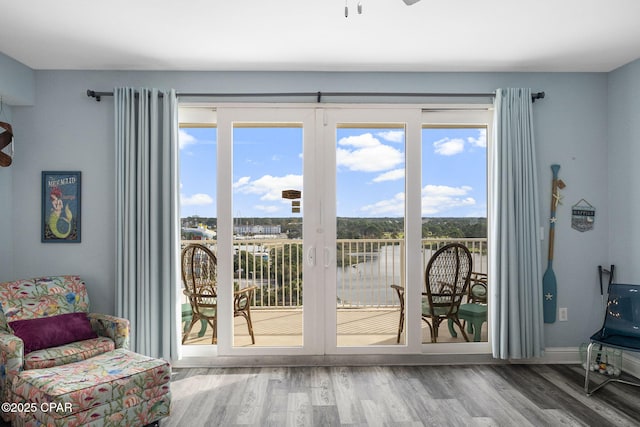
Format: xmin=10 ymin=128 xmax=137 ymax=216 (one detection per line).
xmin=402 ymin=0 xmax=422 ymax=5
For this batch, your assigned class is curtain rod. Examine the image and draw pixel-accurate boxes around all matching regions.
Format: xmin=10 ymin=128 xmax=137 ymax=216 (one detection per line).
xmin=86 ymin=89 xmax=545 ymax=103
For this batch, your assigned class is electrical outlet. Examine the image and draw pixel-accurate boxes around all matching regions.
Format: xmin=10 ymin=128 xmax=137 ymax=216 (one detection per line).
xmin=559 ymin=307 xmax=568 ymax=321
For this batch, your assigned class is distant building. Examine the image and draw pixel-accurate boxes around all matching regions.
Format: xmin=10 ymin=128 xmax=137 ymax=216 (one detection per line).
xmin=234 ymin=224 xmax=281 ymax=235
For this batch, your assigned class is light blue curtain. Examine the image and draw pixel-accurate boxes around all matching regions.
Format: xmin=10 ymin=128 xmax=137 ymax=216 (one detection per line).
xmin=490 ymin=88 xmax=544 ymax=359
xmin=114 ymin=87 xmax=180 ymax=360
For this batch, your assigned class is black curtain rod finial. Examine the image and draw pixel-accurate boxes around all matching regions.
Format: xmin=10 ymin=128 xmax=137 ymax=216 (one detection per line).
xmin=86 ymin=90 xmax=101 ymax=102
xmin=532 ymin=91 xmax=545 ymax=102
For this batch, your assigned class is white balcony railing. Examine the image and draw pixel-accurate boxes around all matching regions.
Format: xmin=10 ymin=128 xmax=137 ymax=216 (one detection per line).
xmin=181 ymin=238 xmax=488 ymax=309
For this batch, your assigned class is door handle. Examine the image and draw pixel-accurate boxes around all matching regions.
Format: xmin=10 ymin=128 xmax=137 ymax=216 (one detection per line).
xmin=324 ymin=247 xmax=331 ymax=268
xmin=307 ymin=247 xmax=316 ymax=266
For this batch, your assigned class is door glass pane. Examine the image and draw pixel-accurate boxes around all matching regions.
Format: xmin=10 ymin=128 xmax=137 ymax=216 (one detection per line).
xmin=421 ymin=126 xmax=488 ymax=344
xmin=179 ymin=126 xmax=218 ymax=346
xmin=232 ymin=124 xmax=304 ymax=347
xmin=335 ymin=125 xmax=406 ymax=346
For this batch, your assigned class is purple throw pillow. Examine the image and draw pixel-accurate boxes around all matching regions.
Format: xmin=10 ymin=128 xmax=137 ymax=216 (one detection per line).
xmin=9 ymin=312 xmax=98 ymax=354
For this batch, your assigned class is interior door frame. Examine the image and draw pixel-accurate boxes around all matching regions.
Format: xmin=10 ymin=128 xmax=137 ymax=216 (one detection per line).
xmin=179 ymin=103 xmax=492 ymax=358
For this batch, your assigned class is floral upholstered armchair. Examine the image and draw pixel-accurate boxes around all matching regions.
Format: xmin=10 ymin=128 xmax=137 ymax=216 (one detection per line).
xmin=0 ymin=275 xmax=130 ymax=421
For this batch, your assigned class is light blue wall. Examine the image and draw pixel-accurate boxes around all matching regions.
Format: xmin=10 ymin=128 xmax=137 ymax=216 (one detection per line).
xmin=0 ymin=53 xmax=33 ymax=282
xmin=607 ymin=58 xmax=640 ymax=365
xmin=0 ymin=52 xmax=34 ymax=105
xmin=6 ymin=69 xmax=613 ymax=348
xmin=608 ymin=59 xmax=640 ymax=282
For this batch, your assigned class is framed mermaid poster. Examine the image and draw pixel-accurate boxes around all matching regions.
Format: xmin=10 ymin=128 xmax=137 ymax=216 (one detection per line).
xmin=41 ymin=171 xmax=81 ymax=243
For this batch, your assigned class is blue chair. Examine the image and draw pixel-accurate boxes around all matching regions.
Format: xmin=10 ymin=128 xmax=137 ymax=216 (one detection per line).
xmin=584 ymin=283 xmax=640 ymax=395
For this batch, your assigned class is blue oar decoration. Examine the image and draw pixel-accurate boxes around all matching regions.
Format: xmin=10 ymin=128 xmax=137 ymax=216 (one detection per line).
xmin=543 ymin=164 xmax=566 ymax=323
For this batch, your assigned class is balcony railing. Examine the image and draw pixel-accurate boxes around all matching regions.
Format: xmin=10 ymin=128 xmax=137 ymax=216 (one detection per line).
xmin=181 ymin=238 xmax=488 ymax=309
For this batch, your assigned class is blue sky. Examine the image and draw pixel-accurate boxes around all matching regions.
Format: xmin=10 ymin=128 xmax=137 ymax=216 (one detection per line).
xmin=179 ymin=125 xmax=486 ymax=218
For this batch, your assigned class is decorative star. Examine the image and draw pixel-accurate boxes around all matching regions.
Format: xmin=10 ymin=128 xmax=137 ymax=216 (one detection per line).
xmin=552 ymin=192 xmax=563 ymax=209
xmin=545 ymin=293 xmax=554 ymax=301
xmin=550 ymin=217 xmax=557 ymax=223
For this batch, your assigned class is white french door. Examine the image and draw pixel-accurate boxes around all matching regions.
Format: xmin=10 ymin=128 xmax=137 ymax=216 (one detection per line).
xmin=215 ymin=106 xmax=322 ymax=356
xmin=321 ymin=108 xmax=423 ymax=355
xmin=210 ymin=105 xmax=424 ymax=356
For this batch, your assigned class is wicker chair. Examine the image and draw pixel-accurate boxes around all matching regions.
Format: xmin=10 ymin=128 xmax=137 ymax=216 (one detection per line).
xmin=181 ymin=243 xmax=257 ymax=344
xmin=422 ymin=243 xmax=473 ymax=343
xmin=468 ymin=272 xmax=488 ymax=304
xmin=391 ymin=243 xmax=473 ymax=343
xmin=391 ymin=284 xmax=405 ymax=344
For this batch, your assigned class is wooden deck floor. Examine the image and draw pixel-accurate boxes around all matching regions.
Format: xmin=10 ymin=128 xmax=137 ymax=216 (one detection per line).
xmin=183 ymin=308 xmax=488 ymax=347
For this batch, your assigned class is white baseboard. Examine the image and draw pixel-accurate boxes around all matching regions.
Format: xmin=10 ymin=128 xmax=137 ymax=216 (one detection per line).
xmin=518 ymin=346 xmax=640 ymax=379
xmin=173 ymin=346 xmax=640 ymax=378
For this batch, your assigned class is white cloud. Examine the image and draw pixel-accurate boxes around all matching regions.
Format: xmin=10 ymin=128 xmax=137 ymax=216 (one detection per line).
xmin=359 ymin=184 xmax=476 ymax=216
xmin=433 ymin=137 xmax=465 ymax=156
xmin=233 ymin=174 xmax=302 ymax=201
xmin=181 ymin=193 xmax=214 ymax=206
xmin=179 ymin=129 xmax=197 ymax=150
xmin=233 ymin=176 xmax=251 ymax=188
xmin=337 ymin=133 xmax=404 ymax=172
xmin=179 ymin=129 xmax=216 ymax=150
xmin=467 ymin=129 xmax=487 ymax=148
xmin=373 ymin=168 xmax=405 ymax=182
xmin=376 ymin=130 xmax=404 ymax=143
xmin=361 ymin=193 xmax=405 ymax=216
xmin=422 ymin=185 xmax=475 ymax=215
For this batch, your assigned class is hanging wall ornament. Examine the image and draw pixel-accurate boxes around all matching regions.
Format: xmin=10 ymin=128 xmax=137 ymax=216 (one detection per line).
xmin=571 ymin=199 xmax=595 ymax=232
xmin=543 ymin=164 xmax=566 ymax=323
xmin=0 ymin=121 xmax=13 ymax=167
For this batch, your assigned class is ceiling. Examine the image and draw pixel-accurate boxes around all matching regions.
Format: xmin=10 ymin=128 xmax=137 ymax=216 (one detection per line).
xmin=2 ymin=0 xmax=640 ymax=72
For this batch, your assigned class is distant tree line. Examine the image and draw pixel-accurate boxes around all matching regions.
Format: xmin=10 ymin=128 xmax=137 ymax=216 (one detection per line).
xmin=182 ymin=216 xmax=486 ymax=240
xmin=421 ymin=217 xmax=486 ymax=239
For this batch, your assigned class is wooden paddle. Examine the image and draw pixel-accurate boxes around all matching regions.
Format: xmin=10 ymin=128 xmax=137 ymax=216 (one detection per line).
xmin=543 ymin=164 xmax=565 ymax=323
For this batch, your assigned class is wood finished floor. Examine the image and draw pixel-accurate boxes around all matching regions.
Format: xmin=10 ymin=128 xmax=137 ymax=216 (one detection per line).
xmin=164 ymin=364 xmax=640 ymax=427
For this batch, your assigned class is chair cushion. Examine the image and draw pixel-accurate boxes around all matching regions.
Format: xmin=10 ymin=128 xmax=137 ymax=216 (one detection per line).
xmin=197 ymin=307 xmax=217 ymax=317
xmin=9 ymin=312 xmax=97 ymax=354
xmin=13 ymin=348 xmax=171 ymax=423
xmin=422 ymin=298 xmax=458 ymax=316
xmin=24 ymin=337 xmax=115 ymax=370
